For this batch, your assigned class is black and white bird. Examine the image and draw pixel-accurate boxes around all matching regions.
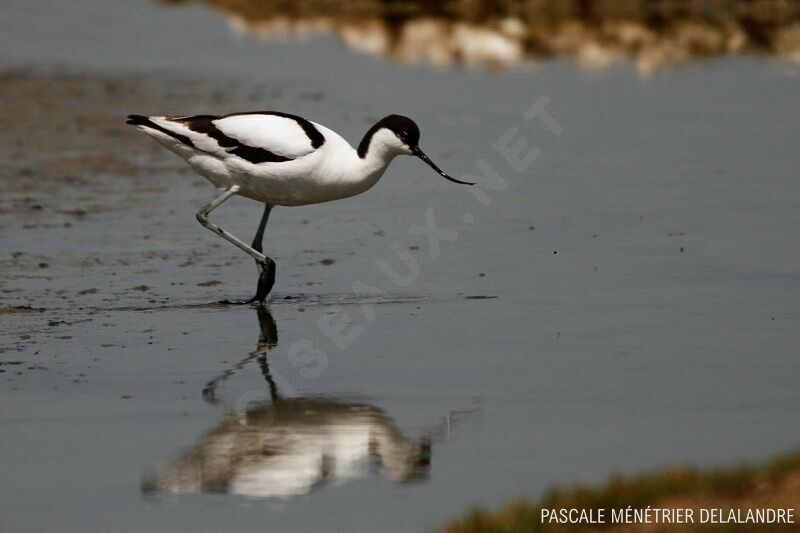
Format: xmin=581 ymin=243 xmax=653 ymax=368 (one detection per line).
xmin=126 ymin=111 xmax=473 ymax=303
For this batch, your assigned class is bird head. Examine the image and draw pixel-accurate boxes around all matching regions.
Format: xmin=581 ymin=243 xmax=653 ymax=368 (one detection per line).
xmin=359 ymin=115 xmax=474 ymax=185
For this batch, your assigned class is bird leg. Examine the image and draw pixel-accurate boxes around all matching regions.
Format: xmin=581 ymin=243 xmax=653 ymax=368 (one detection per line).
xmin=249 ymin=204 xmax=276 ymax=303
xmin=250 ymin=259 xmax=276 ymax=303
xmin=251 ymin=203 xmax=273 ymax=255
xmin=195 ymin=186 xmax=276 ymax=303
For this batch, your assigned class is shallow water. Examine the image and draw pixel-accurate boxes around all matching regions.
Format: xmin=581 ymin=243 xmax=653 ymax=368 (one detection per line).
xmin=1 ymin=1 xmax=800 ymax=532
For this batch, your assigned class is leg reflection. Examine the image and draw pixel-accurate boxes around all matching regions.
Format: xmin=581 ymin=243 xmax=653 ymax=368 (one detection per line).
xmin=144 ymin=306 xmax=471 ymax=498
xmin=201 ymin=305 xmax=279 ymax=406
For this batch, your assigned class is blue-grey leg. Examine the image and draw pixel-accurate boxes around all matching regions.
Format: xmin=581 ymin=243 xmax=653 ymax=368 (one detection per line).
xmin=251 ymin=203 xmax=273 ymax=254
xmin=249 ymin=204 xmax=276 ymax=302
xmin=195 ymin=186 xmax=276 ymax=303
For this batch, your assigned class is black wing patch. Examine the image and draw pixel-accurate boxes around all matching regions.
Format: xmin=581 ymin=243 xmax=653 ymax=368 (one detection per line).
xmin=173 ymin=115 xmax=293 ymax=164
xmin=127 ymin=114 xmax=195 ymax=147
xmin=128 ymin=111 xmax=326 ymax=164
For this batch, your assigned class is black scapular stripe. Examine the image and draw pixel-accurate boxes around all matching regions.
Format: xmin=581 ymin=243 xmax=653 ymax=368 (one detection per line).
xmin=128 ymin=111 xmax=326 ymax=164
xmin=175 ymin=115 xmax=293 ymax=164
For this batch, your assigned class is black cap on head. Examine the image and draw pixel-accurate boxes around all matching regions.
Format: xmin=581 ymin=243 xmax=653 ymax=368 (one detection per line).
xmin=377 ymin=114 xmax=420 ymax=148
xmin=358 ymin=114 xmax=419 ymax=157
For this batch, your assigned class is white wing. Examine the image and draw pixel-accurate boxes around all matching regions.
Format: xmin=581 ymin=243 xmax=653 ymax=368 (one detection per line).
xmin=213 ymin=113 xmax=322 ymax=159
xmin=130 ymin=112 xmax=326 ymax=164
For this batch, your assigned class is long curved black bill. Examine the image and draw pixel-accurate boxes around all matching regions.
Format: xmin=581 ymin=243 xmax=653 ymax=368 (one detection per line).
xmin=413 ymin=146 xmax=474 ymax=185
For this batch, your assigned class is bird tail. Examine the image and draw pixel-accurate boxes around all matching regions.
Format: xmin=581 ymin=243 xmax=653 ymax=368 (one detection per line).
xmin=126 ymin=114 xmax=151 ymax=127
xmin=126 ymin=113 xmax=197 ymax=158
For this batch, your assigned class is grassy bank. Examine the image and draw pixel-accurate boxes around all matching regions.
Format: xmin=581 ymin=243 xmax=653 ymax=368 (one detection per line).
xmin=443 ymin=449 xmax=800 ymax=532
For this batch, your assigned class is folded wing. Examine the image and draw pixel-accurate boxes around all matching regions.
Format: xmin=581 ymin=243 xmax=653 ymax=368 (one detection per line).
xmin=130 ymin=111 xmax=326 ymax=164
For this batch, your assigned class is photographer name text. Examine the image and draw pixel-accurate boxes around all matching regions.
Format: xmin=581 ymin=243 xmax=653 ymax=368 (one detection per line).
xmin=541 ymin=507 xmax=795 ymax=525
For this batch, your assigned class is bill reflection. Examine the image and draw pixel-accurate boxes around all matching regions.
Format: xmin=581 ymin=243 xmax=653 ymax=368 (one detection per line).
xmin=143 ymin=307 xmax=438 ymax=498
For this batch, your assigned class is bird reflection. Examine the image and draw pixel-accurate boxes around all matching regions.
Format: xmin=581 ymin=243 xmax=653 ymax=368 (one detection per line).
xmin=143 ymin=306 xmax=442 ymax=498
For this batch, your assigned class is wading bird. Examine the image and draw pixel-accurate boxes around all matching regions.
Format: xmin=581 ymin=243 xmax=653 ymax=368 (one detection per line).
xmin=127 ymin=112 xmax=472 ymax=303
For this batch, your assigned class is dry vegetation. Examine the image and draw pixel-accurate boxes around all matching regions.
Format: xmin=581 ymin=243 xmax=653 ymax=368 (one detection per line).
xmin=442 ymin=449 xmax=800 ymax=532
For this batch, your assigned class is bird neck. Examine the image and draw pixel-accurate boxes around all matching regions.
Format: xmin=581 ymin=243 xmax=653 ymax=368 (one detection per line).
xmin=334 ymin=129 xmax=398 ymax=191
xmin=326 ymin=148 xmax=386 ymax=200
xmin=358 ymin=143 xmax=398 ymax=173
xmin=318 ymin=127 xmax=402 ymax=201
xmin=355 ymin=127 xmax=403 ymax=178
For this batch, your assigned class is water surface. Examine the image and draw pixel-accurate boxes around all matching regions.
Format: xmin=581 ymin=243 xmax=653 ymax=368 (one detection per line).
xmin=1 ymin=1 xmax=799 ymax=532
